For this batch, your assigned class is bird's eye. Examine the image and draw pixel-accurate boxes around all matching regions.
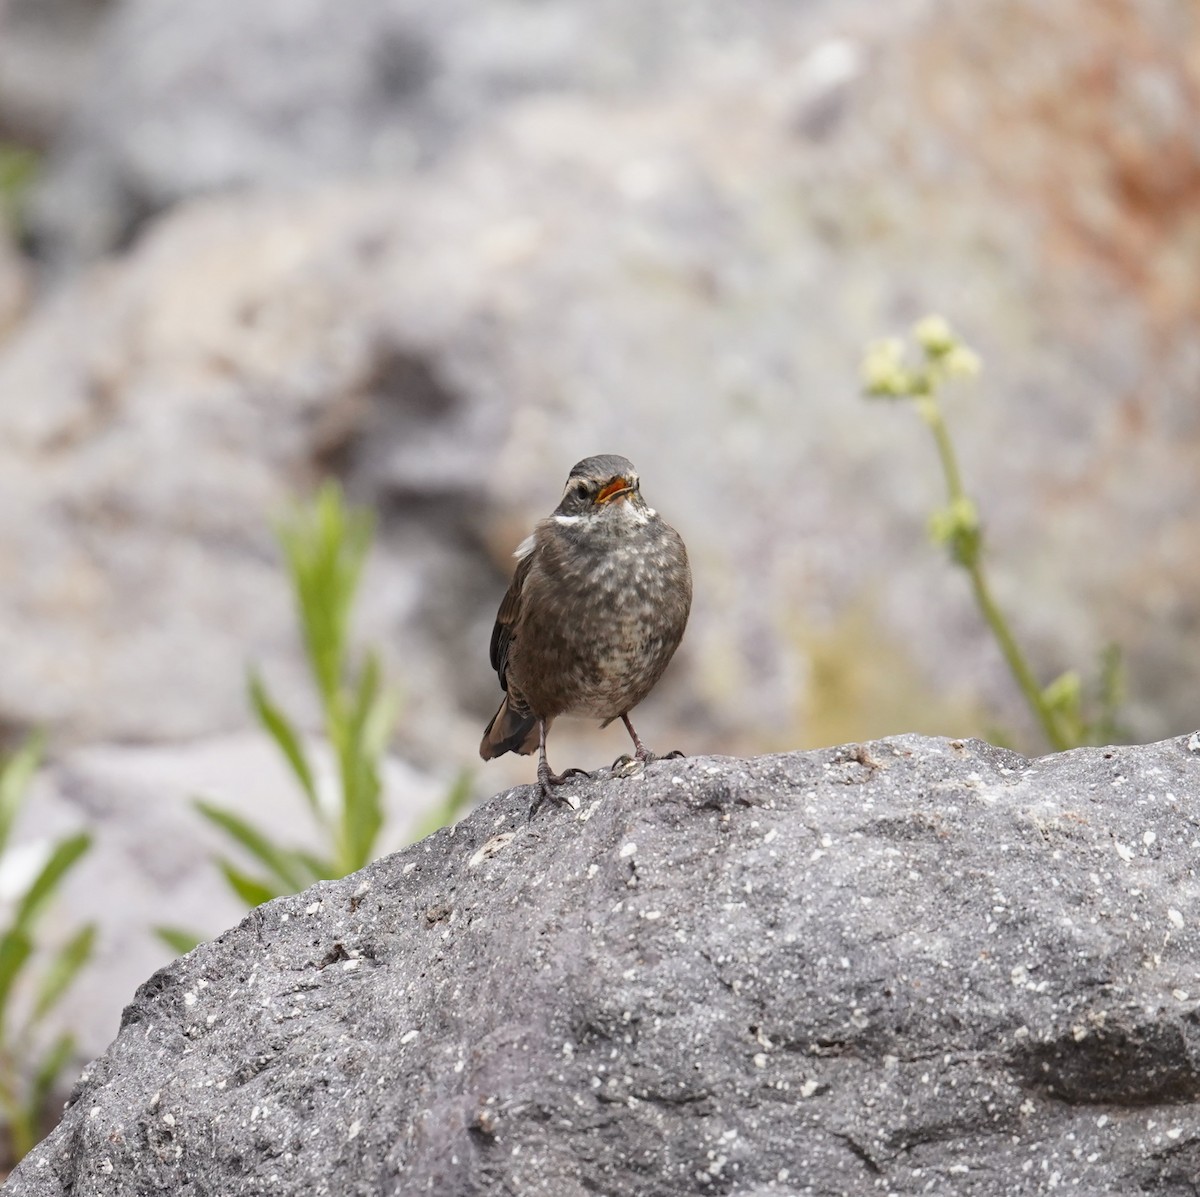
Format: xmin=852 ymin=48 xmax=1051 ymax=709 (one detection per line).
xmin=571 ymin=481 xmax=590 ymax=501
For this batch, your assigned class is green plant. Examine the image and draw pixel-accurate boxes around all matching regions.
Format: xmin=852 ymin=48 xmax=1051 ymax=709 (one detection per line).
xmin=0 ymin=143 xmax=39 ymax=233
xmin=0 ymin=734 xmax=95 ymax=1163
xmin=862 ymin=315 xmax=1123 ymax=751
xmin=156 ymin=483 xmax=473 ymax=954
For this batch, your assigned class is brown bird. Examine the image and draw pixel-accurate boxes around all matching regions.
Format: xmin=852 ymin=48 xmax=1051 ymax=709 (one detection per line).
xmin=480 ymin=454 xmax=692 ymax=804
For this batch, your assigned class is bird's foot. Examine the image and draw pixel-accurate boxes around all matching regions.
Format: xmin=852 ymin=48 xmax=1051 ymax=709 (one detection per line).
xmin=612 ymin=748 xmax=686 ymax=776
xmin=530 ymin=764 xmax=589 ymax=816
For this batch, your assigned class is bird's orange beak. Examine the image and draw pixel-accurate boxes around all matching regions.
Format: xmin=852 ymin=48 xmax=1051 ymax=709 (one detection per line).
xmin=596 ymin=477 xmax=633 ymax=504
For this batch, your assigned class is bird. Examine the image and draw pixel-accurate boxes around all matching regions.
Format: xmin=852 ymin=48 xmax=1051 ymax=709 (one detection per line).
xmin=480 ymin=454 xmax=692 ymax=806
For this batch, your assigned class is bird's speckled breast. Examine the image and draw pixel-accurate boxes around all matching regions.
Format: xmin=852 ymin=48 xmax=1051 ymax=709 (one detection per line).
xmin=509 ymin=511 xmax=692 ymax=722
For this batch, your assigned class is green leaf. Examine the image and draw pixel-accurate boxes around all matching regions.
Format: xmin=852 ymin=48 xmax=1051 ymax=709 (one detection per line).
xmin=154 ymin=926 xmax=204 ymax=956
xmin=30 ymin=923 xmax=95 ymax=1025
xmin=331 ymin=653 xmax=389 ymax=874
xmin=337 ymin=742 xmax=382 ymax=875
xmin=0 ymin=732 xmax=44 ymax=859
xmin=13 ymin=832 xmax=91 ymax=935
xmin=194 ymin=800 xmax=306 ymax=893
xmin=0 ymin=927 xmax=33 ymax=1027
xmin=217 ymin=859 xmax=280 ymax=908
xmin=278 ymin=481 xmax=373 ymax=715
xmin=248 ymin=671 xmax=320 ymax=816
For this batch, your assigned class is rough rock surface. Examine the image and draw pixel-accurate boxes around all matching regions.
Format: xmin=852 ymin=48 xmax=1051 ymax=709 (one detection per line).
xmin=8 ymin=732 xmax=1200 ymax=1196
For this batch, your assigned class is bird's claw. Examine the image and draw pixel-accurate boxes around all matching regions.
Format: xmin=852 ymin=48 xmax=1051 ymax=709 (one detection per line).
xmin=528 ymin=783 xmax=581 ymax=819
xmin=611 ymin=754 xmax=645 ymax=778
xmin=611 ymin=748 xmax=685 ymax=776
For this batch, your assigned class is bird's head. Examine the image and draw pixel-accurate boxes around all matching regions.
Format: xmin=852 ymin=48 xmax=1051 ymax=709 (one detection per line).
xmin=555 ymin=454 xmax=649 ymax=521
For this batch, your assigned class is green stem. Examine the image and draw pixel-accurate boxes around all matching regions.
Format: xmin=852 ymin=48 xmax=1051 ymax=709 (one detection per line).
xmin=963 ymin=563 xmax=1070 ymax=752
xmin=925 ymin=401 xmax=1069 ymax=752
xmin=924 ymin=402 xmax=967 ymax=502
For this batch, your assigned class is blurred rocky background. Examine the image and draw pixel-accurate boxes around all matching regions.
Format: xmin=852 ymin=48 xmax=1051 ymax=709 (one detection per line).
xmin=0 ymin=0 xmax=1196 ymax=1069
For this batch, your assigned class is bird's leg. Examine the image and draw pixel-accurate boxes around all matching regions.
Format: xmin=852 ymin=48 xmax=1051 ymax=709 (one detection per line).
xmin=535 ymin=720 xmax=589 ymax=809
xmin=611 ymin=713 xmax=686 ymax=773
xmin=621 ymin=713 xmax=653 ymax=763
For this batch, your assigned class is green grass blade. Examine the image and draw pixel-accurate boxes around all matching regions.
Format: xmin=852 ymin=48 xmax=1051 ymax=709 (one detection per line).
xmin=278 ymin=481 xmax=373 ymax=714
xmin=14 ymin=832 xmax=91 ymax=934
xmin=0 ymin=732 xmax=44 ymax=859
xmin=337 ymin=738 xmax=382 ymax=874
xmin=217 ymin=859 xmax=280 ymax=908
xmin=336 ymin=653 xmax=389 ymax=872
xmin=30 ymin=924 xmax=95 ymax=1025
xmin=194 ymin=800 xmax=306 ymax=893
xmin=0 ymin=928 xmax=33 ymax=1027
xmin=248 ymin=672 xmax=320 ymax=816
xmin=154 ymin=926 xmax=204 ymax=956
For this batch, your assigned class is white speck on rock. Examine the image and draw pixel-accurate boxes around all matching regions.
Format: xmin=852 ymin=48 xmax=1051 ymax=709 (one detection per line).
xmin=400 ymin=1030 xmax=420 ymax=1045
xmin=1169 ymin=908 xmax=1185 ymax=929
xmin=469 ymin=832 xmax=515 ymax=869
xmin=1114 ymin=841 xmax=1134 ymax=862
xmin=619 ymin=843 xmax=637 ymax=858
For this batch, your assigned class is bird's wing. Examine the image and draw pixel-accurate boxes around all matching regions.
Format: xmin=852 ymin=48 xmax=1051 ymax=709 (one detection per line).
xmin=489 ymin=550 xmax=534 ymax=689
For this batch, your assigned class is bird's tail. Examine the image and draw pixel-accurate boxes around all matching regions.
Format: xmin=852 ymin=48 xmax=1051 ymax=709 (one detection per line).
xmin=479 ymin=696 xmax=539 ymax=760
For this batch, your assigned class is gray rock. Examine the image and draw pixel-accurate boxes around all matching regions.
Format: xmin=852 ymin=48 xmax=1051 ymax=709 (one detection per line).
xmin=8 ymin=732 xmax=1200 ymax=1195
xmin=0 ymin=0 xmax=113 ymax=149
xmin=28 ymin=0 xmax=819 ymax=262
